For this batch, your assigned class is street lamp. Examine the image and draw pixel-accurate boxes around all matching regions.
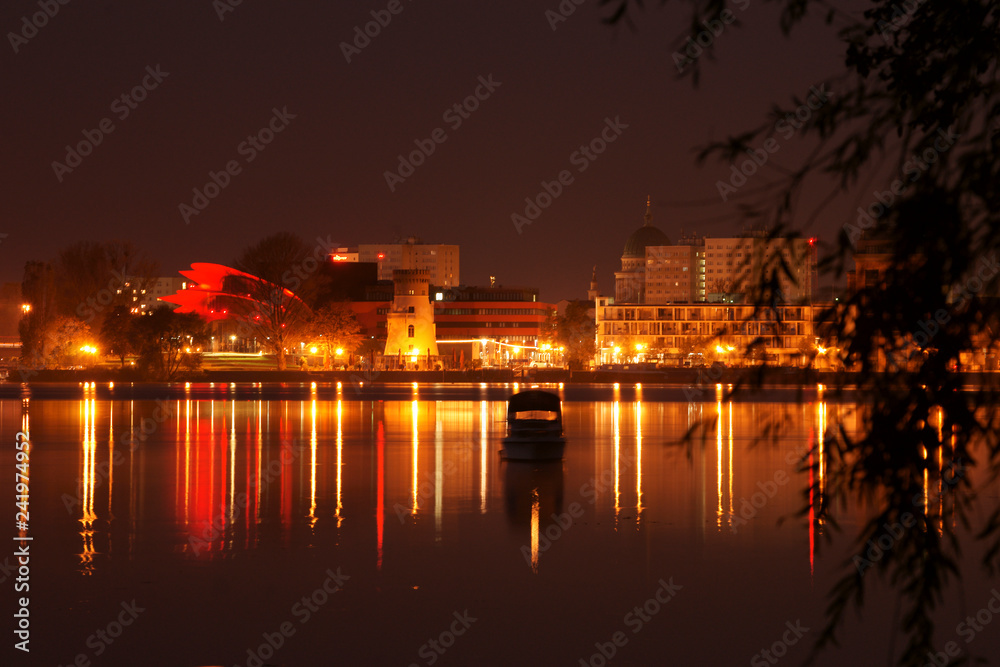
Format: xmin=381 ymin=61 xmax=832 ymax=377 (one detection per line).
xmin=21 ymin=304 xmax=31 ymax=314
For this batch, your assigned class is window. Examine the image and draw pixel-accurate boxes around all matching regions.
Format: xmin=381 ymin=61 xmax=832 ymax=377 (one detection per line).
xmin=408 ymin=306 xmax=415 ymax=313
xmin=408 ymin=325 xmax=415 ymax=338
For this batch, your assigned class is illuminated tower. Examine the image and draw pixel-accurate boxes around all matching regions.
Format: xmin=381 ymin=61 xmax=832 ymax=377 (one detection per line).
xmin=384 ymin=269 xmax=439 ymax=363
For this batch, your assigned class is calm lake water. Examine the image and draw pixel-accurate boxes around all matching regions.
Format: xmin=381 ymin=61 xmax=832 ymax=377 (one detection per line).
xmin=2 ymin=383 xmax=998 ymax=667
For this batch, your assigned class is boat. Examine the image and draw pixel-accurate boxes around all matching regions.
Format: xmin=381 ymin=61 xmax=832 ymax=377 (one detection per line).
xmin=500 ymin=390 xmax=566 ymax=460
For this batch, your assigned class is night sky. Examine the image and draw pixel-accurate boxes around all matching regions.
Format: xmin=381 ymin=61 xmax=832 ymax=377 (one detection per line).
xmin=2 ymin=0 xmax=851 ymax=302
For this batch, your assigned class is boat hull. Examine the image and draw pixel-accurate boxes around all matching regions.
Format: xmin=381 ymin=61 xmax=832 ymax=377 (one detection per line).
xmin=500 ymin=437 xmax=566 ymax=461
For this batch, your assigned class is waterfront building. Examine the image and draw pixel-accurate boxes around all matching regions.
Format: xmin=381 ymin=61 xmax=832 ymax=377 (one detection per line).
xmin=384 ymin=269 xmax=439 ymax=364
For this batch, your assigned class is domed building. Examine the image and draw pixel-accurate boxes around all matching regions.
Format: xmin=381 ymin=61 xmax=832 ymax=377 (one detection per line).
xmin=614 ymin=197 xmax=670 ymax=303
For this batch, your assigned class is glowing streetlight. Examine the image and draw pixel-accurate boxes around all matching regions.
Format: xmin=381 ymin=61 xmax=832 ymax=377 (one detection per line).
xmin=21 ymin=304 xmax=32 ymax=314
xmin=635 ymin=343 xmax=644 ymax=351
xmin=309 ymin=346 xmax=318 ymax=354
xmin=335 ymin=348 xmax=344 ymax=356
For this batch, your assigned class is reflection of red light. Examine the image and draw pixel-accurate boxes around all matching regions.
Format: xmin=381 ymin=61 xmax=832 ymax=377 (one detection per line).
xmin=377 ymin=253 xmax=384 ymax=260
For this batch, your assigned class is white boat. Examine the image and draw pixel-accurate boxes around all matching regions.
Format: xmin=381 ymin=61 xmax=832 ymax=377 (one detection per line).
xmin=501 ymin=390 xmax=566 ymax=460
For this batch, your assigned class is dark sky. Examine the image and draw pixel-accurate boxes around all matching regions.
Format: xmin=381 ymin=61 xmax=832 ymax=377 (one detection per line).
xmin=1 ymin=0 xmax=852 ymax=302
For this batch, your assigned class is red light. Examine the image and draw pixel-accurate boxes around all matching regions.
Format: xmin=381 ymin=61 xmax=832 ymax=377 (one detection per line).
xmin=377 ymin=253 xmax=384 ymax=260
xmin=808 ymin=237 xmax=816 ymax=245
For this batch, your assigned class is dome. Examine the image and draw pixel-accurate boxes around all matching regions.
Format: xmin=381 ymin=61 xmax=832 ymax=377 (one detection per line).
xmin=623 ymin=224 xmax=670 ymax=258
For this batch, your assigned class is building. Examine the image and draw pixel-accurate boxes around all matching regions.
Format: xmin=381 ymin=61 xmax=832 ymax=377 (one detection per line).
xmin=644 ymin=233 xmax=705 ymax=303
xmin=139 ymin=276 xmax=188 ymax=311
xmin=358 ymin=237 xmax=459 ymax=287
xmin=597 ymin=198 xmax=818 ymax=366
xmin=595 ymin=298 xmax=815 ymax=366
xmin=615 ymin=198 xmax=670 ymax=303
xmin=614 ymin=199 xmax=810 ymax=305
xmin=847 ymin=234 xmax=893 ymax=293
xmin=383 ymin=269 xmax=438 ymax=364
xmin=704 ymin=232 xmax=812 ymax=303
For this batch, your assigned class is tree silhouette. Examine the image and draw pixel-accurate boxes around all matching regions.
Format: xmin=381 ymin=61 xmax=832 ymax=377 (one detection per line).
xmin=232 ymin=233 xmax=316 ymax=370
xmin=306 ymin=304 xmax=364 ymax=370
xmin=603 ymin=2 xmax=1000 ymax=665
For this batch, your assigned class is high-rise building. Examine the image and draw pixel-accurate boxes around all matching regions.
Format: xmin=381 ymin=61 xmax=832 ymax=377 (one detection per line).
xmin=357 ymin=237 xmax=459 ymax=287
xmin=704 ymin=232 xmax=812 ymax=303
xmin=644 ymin=233 xmax=705 ymax=303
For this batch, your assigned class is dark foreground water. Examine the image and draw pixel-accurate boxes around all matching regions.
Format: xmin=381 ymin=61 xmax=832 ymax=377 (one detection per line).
xmin=2 ymin=383 xmax=998 ymax=667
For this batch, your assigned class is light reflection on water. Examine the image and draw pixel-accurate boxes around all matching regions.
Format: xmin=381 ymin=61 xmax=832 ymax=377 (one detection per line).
xmin=53 ymin=391 xmax=851 ymax=576
xmin=3 ymin=385 xmax=994 ymax=666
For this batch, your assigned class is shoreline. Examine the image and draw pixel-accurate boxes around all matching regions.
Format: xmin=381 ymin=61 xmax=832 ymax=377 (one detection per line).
xmin=2 ymin=367 xmax=997 ymax=401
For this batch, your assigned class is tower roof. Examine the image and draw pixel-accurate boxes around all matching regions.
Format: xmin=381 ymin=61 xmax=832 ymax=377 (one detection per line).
xmin=622 ymin=196 xmax=670 ymax=258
